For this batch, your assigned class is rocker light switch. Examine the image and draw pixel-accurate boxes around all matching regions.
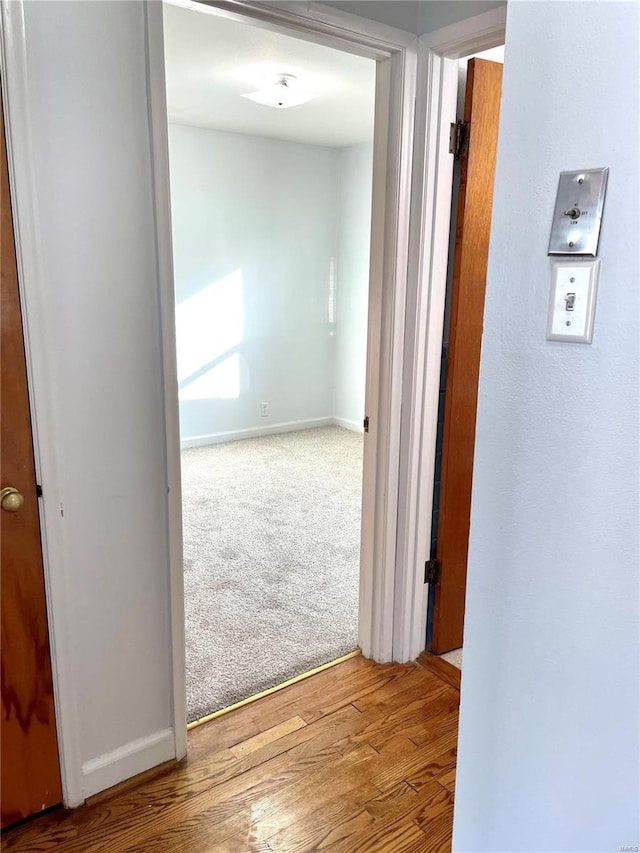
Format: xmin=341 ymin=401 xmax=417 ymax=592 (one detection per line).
xmin=547 ymin=260 xmax=600 ymax=344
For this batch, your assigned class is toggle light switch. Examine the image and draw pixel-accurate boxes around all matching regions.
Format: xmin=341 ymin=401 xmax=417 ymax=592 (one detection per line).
xmin=548 ymin=168 xmax=608 ymax=256
xmin=547 ymin=260 xmax=600 ymax=343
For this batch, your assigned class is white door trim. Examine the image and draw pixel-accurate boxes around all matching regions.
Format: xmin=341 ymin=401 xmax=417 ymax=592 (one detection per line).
xmin=358 ymin=43 xmax=417 ymax=663
xmin=174 ymin=0 xmax=415 ymax=55
xmin=392 ymin=4 xmax=507 ymax=662
xmin=143 ymin=1 xmax=188 ymax=762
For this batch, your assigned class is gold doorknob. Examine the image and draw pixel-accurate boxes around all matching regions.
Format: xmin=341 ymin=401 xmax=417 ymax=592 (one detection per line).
xmin=1 ymin=487 xmax=25 ymax=513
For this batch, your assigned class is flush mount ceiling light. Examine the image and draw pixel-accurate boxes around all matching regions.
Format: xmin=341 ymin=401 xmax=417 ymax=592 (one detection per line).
xmin=241 ymin=74 xmax=318 ymax=109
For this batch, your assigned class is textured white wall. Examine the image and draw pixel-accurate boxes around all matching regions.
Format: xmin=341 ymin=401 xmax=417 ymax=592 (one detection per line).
xmin=333 ymin=143 xmax=373 ymax=428
xmin=18 ymin=0 xmax=173 ymax=787
xmin=454 ymin=2 xmax=640 ymax=850
xmin=168 ymin=125 xmax=339 ymax=441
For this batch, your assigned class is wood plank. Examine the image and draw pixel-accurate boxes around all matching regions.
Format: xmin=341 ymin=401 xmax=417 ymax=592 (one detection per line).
xmin=436 ymin=766 xmax=456 ymax=793
xmin=371 ymin=729 xmax=459 ymax=792
xmin=209 ymin=834 xmax=272 ymax=853
xmin=352 ymin=664 xmax=446 ymax=712
xmin=125 ymin=812 xmax=259 ymax=853
xmin=364 ymin=781 xmax=419 ymax=819
xmin=131 ymin=818 xmax=273 ymax=853
xmin=329 ymin=779 xmax=453 ymax=853
xmin=404 ymin=747 xmax=457 ymax=791
xmin=230 ymin=715 xmax=306 ymax=758
xmin=251 ymin=777 xmax=381 ymax=850
xmin=331 ymin=689 xmax=455 ymax=762
xmin=407 ymin=702 xmax=459 ymax=749
xmin=256 ymin=779 xmax=388 ymax=851
xmin=294 ymin=661 xmax=422 ymax=723
xmin=367 ymin=689 xmax=459 ymax=753
xmin=404 ymin=782 xmax=454 ymax=828
xmin=371 ymin=733 xmax=420 ymax=756
xmin=413 ymin=792 xmax=456 ymax=853
xmin=306 ymin=808 xmax=375 ymax=851
xmin=345 ymin=820 xmax=428 ymax=853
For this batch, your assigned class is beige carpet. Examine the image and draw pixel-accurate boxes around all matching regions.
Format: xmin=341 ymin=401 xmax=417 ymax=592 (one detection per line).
xmin=181 ymin=426 xmax=363 ymax=722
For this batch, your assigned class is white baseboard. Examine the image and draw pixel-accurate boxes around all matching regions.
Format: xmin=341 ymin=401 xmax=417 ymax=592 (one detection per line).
xmin=180 ymin=417 xmax=334 ymax=449
xmin=81 ymin=728 xmax=175 ymax=798
xmin=333 ymin=416 xmax=364 ymax=434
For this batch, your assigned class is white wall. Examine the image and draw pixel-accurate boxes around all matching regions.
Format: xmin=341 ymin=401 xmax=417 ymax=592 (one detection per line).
xmin=333 ymin=143 xmax=373 ymax=430
xmin=168 ymin=125 xmax=339 ymax=443
xmin=169 ymin=126 xmax=372 ymax=444
xmin=454 ymin=2 xmax=640 ymax=850
xmin=15 ymin=0 xmax=174 ymax=797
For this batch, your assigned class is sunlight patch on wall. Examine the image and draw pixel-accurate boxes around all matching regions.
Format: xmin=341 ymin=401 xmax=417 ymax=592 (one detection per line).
xmin=176 ymin=270 xmax=243 ymax=400
xmin=181 ymin=352 xmax=241 ymax=402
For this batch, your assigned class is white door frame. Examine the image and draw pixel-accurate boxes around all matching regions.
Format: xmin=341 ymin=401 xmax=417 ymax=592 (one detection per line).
xmin=0 ymin=0 xmax=507 ymax=807
xmin=393 ymin=5 xmax=507 ymax=662
xmin=145 ymin=0 xmax=420 ymax=749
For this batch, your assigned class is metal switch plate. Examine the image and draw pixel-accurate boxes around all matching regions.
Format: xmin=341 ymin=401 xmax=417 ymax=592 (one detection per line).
xmin=547 ymin=259 xmax=600 ymax=343
xmin=548 ymin=167 xmax=608 ymax=256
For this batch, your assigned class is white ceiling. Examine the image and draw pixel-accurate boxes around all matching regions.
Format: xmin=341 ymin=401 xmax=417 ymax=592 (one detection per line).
xmin=163 ymin=2 xmax=376 ymax=148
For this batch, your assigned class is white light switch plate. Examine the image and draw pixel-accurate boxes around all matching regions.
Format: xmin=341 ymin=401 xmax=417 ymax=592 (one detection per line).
xmin=547 ymin=259 xmax=600 ymax=343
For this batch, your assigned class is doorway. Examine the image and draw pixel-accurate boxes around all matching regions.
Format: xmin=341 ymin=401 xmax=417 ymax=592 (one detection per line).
xmin=162 ymin=0 xmax=376 ymax=723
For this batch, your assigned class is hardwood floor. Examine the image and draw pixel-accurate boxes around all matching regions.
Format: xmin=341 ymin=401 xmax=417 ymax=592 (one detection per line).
xmin=2 ymin=655 xmax=460 ymax=852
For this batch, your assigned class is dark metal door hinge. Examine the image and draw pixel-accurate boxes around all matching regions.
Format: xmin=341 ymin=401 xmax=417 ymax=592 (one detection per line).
xmin=363 ymin=415 xmax=369 ymax=433
xmin=425 ymin=558 xmax=441 ymax=585
xmin=36 ymin=484 xmax=43 ymax=498
xmin=449 ymin=120 xmax=470 ymax=159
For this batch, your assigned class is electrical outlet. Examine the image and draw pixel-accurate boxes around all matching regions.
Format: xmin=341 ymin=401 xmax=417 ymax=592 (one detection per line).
xmin=260 ymin=402 xmax=269 ymax=418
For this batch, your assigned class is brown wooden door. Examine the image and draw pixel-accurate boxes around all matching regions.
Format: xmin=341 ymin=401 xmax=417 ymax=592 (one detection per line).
xmin=430 ymin=59 xmax=503 ymax=655
xmin=1 ymin=92 xmax=62 ymax=827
